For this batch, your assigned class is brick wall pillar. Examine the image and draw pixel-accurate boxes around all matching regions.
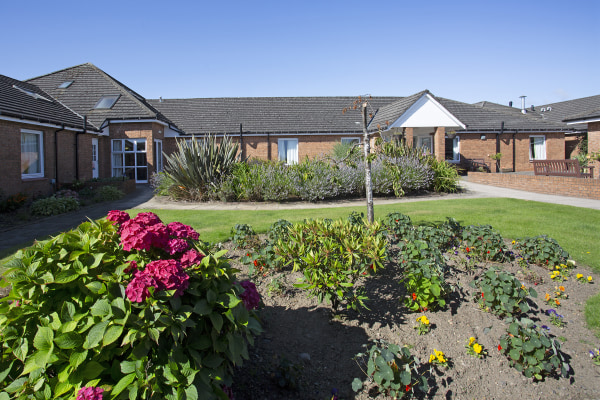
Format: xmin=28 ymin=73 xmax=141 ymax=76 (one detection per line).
xmin=434 ymin=126 xmax=445 ymax=161
xmin=405 ymin=128 xmax=414 ymax=147
xmin=588 ymin=122 xmax=600 ymax=178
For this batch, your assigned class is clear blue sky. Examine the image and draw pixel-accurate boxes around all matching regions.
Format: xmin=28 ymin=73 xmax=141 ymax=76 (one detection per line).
xmin=2 ymin=0 xmax=598 ymax=107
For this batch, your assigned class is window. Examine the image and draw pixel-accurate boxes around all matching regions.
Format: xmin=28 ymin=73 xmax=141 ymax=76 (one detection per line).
xmin=58 ymin=81 xmax=73 ymax=88
xmin=529 ymin=136 xmax=546 ymax=160
xmin=21 ymin=129 xmax=44 ymax=179
xmin=154 ymin=139 xmax=163 ymax=173
xmin=278 ymin=139 xmax=298 ymax=164
xmin=341 ymin=137 xmax=360 ymax=145
xmin=94 ymin=95 xmax=120 ymax=109
xmin=112 ymin=139 xmax=148 ymax=182
xmin=445 ymin=136 xmax=460 ymax=162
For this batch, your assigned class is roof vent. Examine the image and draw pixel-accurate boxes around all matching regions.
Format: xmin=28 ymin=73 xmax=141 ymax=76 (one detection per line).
xmin=509 ymin=101 xmax=513 ymax=107
xmin=547 ymin=106 xmax=552 ymax=111
xmin=159 ymin=97 xmax=163 ymax=103
xmin=541 ymin=107 xmax=546 ymax=112
xmin=531 ymin=105 xmax=535 ymax=111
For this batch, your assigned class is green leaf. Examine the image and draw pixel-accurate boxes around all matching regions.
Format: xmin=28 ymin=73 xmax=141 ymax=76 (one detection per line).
xmin=509 ymin=349 xmax=521 ymax=361
xmin=203 ymin=354 xmax=224 ymax=369
xmin=210 ymin=313 xmax=223 ymax=333
xmin=400 ymin=370 xmax=412 ymax=385
xmin=81 ymin=361 xmax=104 ymax=379
xmin=55 ymin=332 xmax=83 ymax=349
xmin=352 ymin=377 xmax=363 ymax=392
xmin=103 ymin=324 xmax=124 ymax=346
xmin=34 ymin=326 xmax=54 ymax=351
xmin=121 ymin=360 xmax=138 ymax=374
xmin=193 ymin=299 xmax=211 ymax=316
xmin=83 ymin=321 xmax=109 ymax=349
xmin=0 ymin=361 xmax=15 ymax=382
xmin=69 ymin=349 xmax=88 ymax=369
xmin=90 ymin=299 xmax=111 ymax=318
xmin=112 ymin=372 xmax=136 ymax=397
xmin=4 ymin=377 xmax=27 ymax=393
xmin=185 ymin=385 xmax=199 ymax=400
xmin=55 ymin=269 xmax=79 ymax=284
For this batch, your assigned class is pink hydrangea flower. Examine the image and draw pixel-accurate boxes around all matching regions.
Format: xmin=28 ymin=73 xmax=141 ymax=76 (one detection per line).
xmin=144 ymin=259 xmax=189 ymax=296
xmin=180 ymin=249 xmax=205 ymax=268
xmin=107 ymin=210 xmax=130 ymax=226
xmin=167 ymin=221 xmax=199 ymax=240
xmin=166 ymin=238 xmax=190 ymax=255
xmin=126 ymin=271 xmax=157 ymax=303
xmin=146 ymin=223 xmax=170 ymax=249
xmin=123 ymin=260 xmax=138 ymax=274
xmin=133 ymin=212 xmax=162 ymax=226
xmin=77 ymin=386 xmax=104 ymax=400
xmin=239 ymin=281 xmax=260 ymax=310
xmin=120 ymin=220 xmax=153 ymax=251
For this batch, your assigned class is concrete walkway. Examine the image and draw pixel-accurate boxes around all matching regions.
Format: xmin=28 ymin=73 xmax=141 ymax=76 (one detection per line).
xmin=2 ymin=179 xmax=600 ymax=255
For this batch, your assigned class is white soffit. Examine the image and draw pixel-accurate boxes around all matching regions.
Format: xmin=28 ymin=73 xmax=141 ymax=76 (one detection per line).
xmin=390 ymin=94 xmax=465 ymax=129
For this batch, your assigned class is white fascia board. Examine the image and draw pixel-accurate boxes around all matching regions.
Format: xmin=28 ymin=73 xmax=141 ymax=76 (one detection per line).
xmin=389 ymin=94 xmax=466 ymax=129
xmin=0 ymin=115 xmax=97 ymax=133
xmin=566 ymin=117 xmax=600 ymax=125
xmin=175 ymin=132 xmax=364 ymax=138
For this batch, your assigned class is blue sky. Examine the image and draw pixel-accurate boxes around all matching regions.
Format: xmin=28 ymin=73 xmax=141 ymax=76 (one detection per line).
xmin=2 ymin=0 xmax=598 ymax=107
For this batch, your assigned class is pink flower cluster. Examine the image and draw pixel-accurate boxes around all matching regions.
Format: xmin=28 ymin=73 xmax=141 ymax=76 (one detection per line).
xmin=126 ymin=259 xmax=190 ymax=303
xmin=107 ymin=211 xmax=206 ymax=303
xmin=77 ymin=386 xmax=104 ymax=400
xmin=107 ymin=211 xmax=201 ymax=255
xmin=239 ymin=281 xmax=261 ymax=310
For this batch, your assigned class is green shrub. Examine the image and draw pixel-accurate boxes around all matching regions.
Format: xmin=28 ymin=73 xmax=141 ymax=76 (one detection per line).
xmin=230 ymin=223 xmax=257 ymax=249
xmin=163 ymin=134 xmax=240 ymax=200
xmin=0 ymin=192 xmax=28 ymax=213
xmin=469 ymin=267 xmax=537 ymax=317
xmin=275 ymin=218 xmax=387 ymax=312
xmin=402 ymin=260 xmax=448 ymax=312
xmin=499 ymin=318 xmax=570 ymax=380
xmin=427 ymin=156 xmax=461 ymax=193
xmin=0 ymin=212 xmax=261 ymax=399
xmin=352 ymin=340 xmax=428 ymax=398
xmin=461 ymin=224 xmax=507 ymax=261
xmin=267 ymin=219 xmax=292 ymax=243
xmin=513 ymin=235 xmax=569 ymax=268
xmin=94 ymin=185 xmax=124 ymax=202
xmin=382 ymin=212 xmax=413 ymax=242
xmin=149 ymin=172 xmax=175 ymax=197
xmin=30 ymin=196 xmax=80 ymax=216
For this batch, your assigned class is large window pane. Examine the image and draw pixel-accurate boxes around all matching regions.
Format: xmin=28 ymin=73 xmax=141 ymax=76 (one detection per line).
xmin=21 ymin=130 xmax=43 ymax=177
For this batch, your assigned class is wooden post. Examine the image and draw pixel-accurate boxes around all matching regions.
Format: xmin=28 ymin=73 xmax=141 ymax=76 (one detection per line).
xmin=363 ymin=103 xmax=374 ymax=223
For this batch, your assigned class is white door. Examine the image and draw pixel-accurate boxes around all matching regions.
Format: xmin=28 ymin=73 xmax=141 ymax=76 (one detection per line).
xmin=92 ymin=138 xmax=99 ymax=179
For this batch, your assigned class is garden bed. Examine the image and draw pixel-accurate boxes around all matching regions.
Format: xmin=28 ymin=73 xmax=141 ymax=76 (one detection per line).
xmin=224 ymin=238 xmax=600 ymax=399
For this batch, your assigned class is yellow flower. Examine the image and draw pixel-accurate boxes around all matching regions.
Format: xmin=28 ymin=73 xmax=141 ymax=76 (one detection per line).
xmin=577 ymin=274 xmax=583 ymax=279
xmin=468 ymin=337 xmax=476 ymax=346
xmin=545 ymin=293 xmax=551 ymax=301
xmin=589 ymin=276 xmax=593 ymax=282
xmin=429 ymin=354 xmax=435 ymax=363
xmin=417 ymin=315 xmax=429 ymax=325
xmin=437 ymin=354 xmax=447 ymax=363
xmin=511 ymin=240 xmax=516 ymax=244
xmin=473 ymin=343 xmax=482 ymax=354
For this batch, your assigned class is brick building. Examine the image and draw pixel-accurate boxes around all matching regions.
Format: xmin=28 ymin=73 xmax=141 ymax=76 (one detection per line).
xmin=2 ymin=63 xmax=599 ymax=198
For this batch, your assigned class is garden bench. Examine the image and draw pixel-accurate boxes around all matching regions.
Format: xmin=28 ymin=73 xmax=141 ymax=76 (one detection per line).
xmin=532 ymin=159 xmax=594 ymax=179
xmin=467 ymin=158 xmax=491 ymax=172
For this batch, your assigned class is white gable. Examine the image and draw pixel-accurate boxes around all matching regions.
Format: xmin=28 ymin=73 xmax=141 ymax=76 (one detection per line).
xmin=389 ymin=93 xmax=465 ymax=129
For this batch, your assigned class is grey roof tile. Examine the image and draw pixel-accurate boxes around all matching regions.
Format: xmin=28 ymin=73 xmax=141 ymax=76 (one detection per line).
xmin=26 ymin=63 xmax=181 ymax=131
xmin=0 ymin=74 xmax=92 ymax=130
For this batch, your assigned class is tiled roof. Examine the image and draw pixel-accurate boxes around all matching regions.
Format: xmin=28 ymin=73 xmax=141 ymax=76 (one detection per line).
xmin=369 ymin=90 xmax=430 ymax=129
xmin=535 ymin=95 xmax=600 ymax=126
xmin=27 ymin=63 xmax=181 ymax=131
xmin=0 ymin=74 xmax=91 ymax=130
xmin=147 ymin=96 xmax=402 ymax=135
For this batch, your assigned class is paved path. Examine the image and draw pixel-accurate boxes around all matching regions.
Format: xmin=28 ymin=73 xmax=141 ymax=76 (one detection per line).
xmin=2 ymin=179 xmax=600 ymax=255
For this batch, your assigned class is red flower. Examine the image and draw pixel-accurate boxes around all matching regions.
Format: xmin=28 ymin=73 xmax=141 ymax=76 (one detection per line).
xmin=498 ymin=344 xmax=502 ymax=351
xmin=466 ymin=247 xmax=470 ymax=253
xmin=253 ymin=260 xmax=259 ymax=267
xmin=405 ymin=384 xmax=411 ymax=392
xmin=369 ymin=264 xmax=374 ymax=269
xmin=423 ymin=307 xmax=427 ymax=311
xmin=481 ymin=292 xmax=484 ymax=298
xmin=487 ymin=250 xmax=490 ymax=254
xmin=412 ymin=293 xmax=417 ymax=301
xmin=246 ymin=253 xmax=251 ymax=257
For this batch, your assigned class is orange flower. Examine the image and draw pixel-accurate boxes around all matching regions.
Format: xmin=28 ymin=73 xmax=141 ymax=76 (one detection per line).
xmin=558 ymin=286 xmax=565 ymax=292
xmin=466 ymin=247 xmax=470 ymax=253
xmin=555 ymin=299 xmax=560 ymax=306
xmin=545 ymin=293 xmax=551 ymax=301
xmin=412 ymin=293 xmax=417 ymax=301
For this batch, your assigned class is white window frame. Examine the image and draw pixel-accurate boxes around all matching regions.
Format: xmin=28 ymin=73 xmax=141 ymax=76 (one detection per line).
xmin=278 ymin=138 xmax=298 ymax=165
xmin=21 ymin=129 xmax=44 ymax=179
xmin=154 ymin=139 xmax=164 ymax=173
xmin=111 ymin=138 xmax=148 ymax=183
xmin=445 ymin=135 xmax=460 ymax=163
xmin=341 ymin=137 xmax=361 ymax=145
xmin=529 ymin=135 xmax=546 ymax=160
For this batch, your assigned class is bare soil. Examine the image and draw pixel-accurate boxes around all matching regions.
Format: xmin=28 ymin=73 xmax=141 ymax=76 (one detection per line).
xmin=226 ymin=238 xmax=600 ymax=400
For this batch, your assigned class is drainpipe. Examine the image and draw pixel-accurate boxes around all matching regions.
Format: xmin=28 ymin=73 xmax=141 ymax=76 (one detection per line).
xmin=239 ymin=123 xmax=244 ymax=160
xmin=267 ymin=132 xmax=271 ymax=161
xmin=496 ymin=122 xmax=504 ymax=172
xmin=75 ymin=116 xmax=87 ymax=181
xmin=512 ymin=130 xmax=517 ymax=172
xmin=54 ymin=124 xmax=66 ymax=190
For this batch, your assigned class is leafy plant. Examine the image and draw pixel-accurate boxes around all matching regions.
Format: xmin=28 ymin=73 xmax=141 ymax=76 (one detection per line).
xmin=546 ymin=309 xmax=566 ymax=328
xmin=414 ymin=315 xmax=431 ymax=335
xmin=275 ymin=218 xmax=387 ymax=312
xmin=273 ymin=356 xmax=303 ymax=389
xmin=499 ymin=318 xmax=570 ymax=380
xmin=428 ymin=349 xmax=449 ymax=368
xmin=382 ymin=212 xmax=413 ymax=242
xmin=513 ymin=235 xmax=569 ymax=268
xmin=426 ymin=155 xmax=460 ymax=193
xmin=163 ymin=134 xmax=240 ymax=200
xmin=0 ymin=192 xmax=28 ymax=213
xmin=241 ymin=242 xmax=282 ymax=277
xmin=230 ymin=223 xmax=258 ymax=249
xmin=461 ymin=224 xmax=507 ymax=261
xmin=267 ymin=219 xmax=293 ymax=243
xmin=469 ymin=267 xmax=537 ymax=317
xmin=352 ymin=340 xmax=428 ymax=399
xmin=30 ymin=196 xmax=80 ymax=216
xmin=347 ymin=211 xmax=365 ymax=226
xmin=94 ymin=185 xmax=124 ymax=202
xmin=465 ymin=337 xmax=487 ymax=359
xmin=0 ymin=211 xmax=261 ymax=399
xmin=403 ymin=261 xmax=448 ymax=312
xmin=590 ymin=347 xmax=600 ymax=366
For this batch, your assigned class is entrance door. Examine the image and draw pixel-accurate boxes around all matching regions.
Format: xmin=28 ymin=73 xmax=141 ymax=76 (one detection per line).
xmin=91 ymin=138 xmax=99 ymax=179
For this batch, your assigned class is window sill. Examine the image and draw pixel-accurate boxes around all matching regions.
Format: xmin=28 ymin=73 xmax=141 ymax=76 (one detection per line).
xmin=21 ymin=176 xmax=48 ymax=182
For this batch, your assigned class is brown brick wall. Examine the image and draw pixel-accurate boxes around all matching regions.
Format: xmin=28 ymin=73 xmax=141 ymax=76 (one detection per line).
xmin=455 ymin=132 xmax=564 ymax=172
xmin=108 ymin=122 xmax=165 ymax=179
xmin=588 ymin=122 xmax=600 ymax=174
xmin=468 ymin=172 xmax=600 ymax=200
xmin=0 ymin=120 xmax=96 ymax=197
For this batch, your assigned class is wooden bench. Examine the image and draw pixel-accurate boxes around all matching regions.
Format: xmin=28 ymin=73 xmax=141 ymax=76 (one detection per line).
xmin=532 ymin=159 xmax=594 ymax=178
xmin=467 ymin=158 xmax=491 ymax=172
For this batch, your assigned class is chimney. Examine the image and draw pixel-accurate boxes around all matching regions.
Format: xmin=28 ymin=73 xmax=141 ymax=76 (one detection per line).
xmin=519 ymin=96 xmax=527 ymax=114
xmin=159 ymin=96 xmax=163 ymax=103
xmin=509 ymin=101 xmax=513 ymax=107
